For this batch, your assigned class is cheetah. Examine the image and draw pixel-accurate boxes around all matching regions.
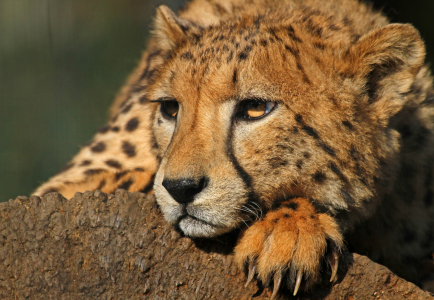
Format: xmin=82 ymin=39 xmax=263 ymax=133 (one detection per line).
xmin=34 ymin=0 xmax=434 ymax=297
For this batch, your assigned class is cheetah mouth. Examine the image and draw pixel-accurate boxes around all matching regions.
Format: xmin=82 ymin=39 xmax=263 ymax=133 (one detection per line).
xmin=177 ymin=213 xmax=217 ymax=228
xmin=177 ymin=206 xmax=226 ymax=228
xmin=176 ymin=214 xmax=231 ymax=237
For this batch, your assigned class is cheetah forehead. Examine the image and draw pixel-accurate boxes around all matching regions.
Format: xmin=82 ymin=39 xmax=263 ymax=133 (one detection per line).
xmin=148 ymin=7 xmax=376 ymax=104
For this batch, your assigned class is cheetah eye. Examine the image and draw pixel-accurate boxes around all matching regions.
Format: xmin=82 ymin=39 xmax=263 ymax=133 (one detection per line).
xmin=161 ymin=100 xmax=179 ymax=119
xmin=236 ymin=99 xmax=276 ymax=120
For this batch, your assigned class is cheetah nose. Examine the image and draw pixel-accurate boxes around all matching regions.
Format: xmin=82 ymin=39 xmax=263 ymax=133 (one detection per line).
xmin=162 ymin=177 xmax=208 ymax=204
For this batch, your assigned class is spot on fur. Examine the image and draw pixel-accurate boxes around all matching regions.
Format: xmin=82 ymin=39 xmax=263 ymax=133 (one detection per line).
xmin=118 ymin=179 xmax=134 ymax=191
xmin=312 ymin=171 xmax=327 ymax=183
xmin=98 ymin=126 xmax=111 ymax=134
xmin=91 ymin=142 xmax=106 ymax=153
xmin=84 ymin=169 xmax=107 ymax=176
xmin=342 ymin=120 xmax=354 ymax=131
xmin=284 ymin=202 xmax=299 ymax=210
xmin=125 ymin=117 xmax=139 ymax=132
xmin=105 ymin=159 xmax=122 ymax=169
xmin=80 ymin=160 xmax=92 ymax=166
xmin=122 ymin=141 xmax=136 ymax=157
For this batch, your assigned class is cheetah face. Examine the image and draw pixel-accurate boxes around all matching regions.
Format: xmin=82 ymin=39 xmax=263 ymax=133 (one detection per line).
xmin=148 ymin=32 xmax=359 ymax=238
xmin=147 ymin=6 xmax=424 ymax=238
xmin=150 ymin=91 xmax=284 ymax=237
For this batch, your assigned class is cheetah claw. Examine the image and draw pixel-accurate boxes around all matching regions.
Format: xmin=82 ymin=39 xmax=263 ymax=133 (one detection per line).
xmin=293 ymin=269 xmax=303 ymax=296
xmin=270 ymin=272 xmax=283 ymax=300
xmin=245 ymin=261 xmax=256 ymax=288
xmin=329 ymin=252 xmax=339 ymax=282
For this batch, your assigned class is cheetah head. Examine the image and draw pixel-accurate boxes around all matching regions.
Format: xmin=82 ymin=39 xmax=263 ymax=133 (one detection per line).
xmin=147 ymin=6 xmax=426 ymax=237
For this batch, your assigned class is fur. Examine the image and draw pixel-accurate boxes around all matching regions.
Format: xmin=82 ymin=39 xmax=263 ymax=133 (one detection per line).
xmin=35 ymin=0 xmax=434 ymax=293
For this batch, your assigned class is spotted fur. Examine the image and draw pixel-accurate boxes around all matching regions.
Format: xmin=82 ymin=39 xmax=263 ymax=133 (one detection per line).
xmin=35 ymin=0 xmax=434 ymax=294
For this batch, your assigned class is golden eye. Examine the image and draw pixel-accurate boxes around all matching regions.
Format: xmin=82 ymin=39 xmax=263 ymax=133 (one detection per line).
xmin=237 ymin=99 xmax=276 ymax=120
xmin=161 ymin=101 xmax=179 ymax=119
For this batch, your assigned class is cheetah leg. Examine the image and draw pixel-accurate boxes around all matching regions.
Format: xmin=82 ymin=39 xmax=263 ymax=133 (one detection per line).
xmin=34 ymin=168 xmax=156 ymax=199
xmin=235 ymin=197 xmax=344 ymax=298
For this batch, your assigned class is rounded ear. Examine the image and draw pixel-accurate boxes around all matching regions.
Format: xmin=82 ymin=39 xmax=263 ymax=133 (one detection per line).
xmin=153 ymin=5 xmax=199 ymax=51
xmin=343 ymin=24 xmax=426 ymax=123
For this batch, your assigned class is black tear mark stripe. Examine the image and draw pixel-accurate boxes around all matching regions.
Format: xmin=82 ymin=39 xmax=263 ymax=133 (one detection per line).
xmin=226 ymin=115 xmax=256 ymax=202
xmin=295 ymin=114 xmax=336 ymax=156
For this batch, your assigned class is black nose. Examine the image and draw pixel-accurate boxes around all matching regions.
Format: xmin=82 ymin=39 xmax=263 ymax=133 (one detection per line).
xmin=162 ymin=177 xmax=208 ymax=204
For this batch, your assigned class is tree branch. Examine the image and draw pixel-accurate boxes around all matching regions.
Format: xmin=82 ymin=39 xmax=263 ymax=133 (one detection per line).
xmin=0 ymin=191 xmax=432 ymax=299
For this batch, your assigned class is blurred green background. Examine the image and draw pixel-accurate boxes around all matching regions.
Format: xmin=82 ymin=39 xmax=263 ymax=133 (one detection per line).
xmin=1 ymin=0 xmax=433 ymax=202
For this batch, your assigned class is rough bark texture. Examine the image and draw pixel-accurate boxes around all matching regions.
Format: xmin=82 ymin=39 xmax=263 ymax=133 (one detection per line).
xmin=0 ymin=190 xmax=432 ymax=299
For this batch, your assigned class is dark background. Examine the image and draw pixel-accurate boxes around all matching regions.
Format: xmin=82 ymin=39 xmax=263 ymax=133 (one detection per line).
xmin=1 ymin=0 xmax=433 ymax=202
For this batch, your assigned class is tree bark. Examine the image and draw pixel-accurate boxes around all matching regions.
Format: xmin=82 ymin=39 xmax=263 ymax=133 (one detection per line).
xmin=0 ymin=190 xmax=432 ymax=299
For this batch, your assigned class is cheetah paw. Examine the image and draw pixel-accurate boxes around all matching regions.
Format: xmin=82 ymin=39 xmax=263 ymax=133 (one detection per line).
xmin=234 ymin=197 xmax=343 ymax=299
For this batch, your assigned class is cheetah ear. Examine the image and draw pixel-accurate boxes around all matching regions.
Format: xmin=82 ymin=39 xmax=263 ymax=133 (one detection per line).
xmin=153 ymin=5 xmax=198 ymax=51
xmin=345 ymin=24 xmax=426 ymax=124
